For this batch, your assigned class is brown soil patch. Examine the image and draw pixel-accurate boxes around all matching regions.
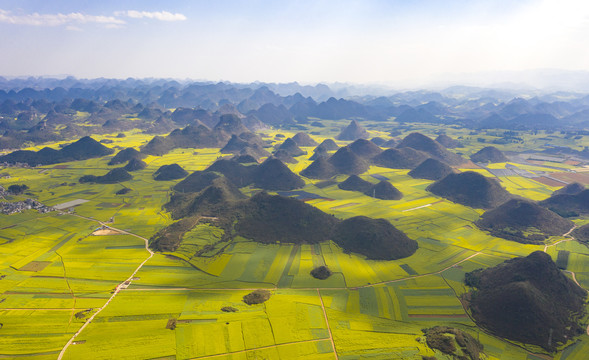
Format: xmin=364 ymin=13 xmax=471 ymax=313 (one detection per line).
xmin=533 ymin=176 xmax=567 ymax=187
xmin=18 ymin=261 xmax=52 ymax=272
xmin=53 ymin=165 xmax=68 ymax=169
xmin=565 ymin=160 xmax=581 ymax=166
xmin=456 ymin=161 xmax=481 ymax=169
xmin=550 ymin=172 xmax=589 ymax=185
xmin=166 ymin=318 xmax=177 ymax=330
xmin=92 ymin=228 xmax=122 ymax=236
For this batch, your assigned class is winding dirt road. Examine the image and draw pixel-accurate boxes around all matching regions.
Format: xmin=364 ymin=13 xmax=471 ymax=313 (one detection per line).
xmin=57 ymin=217 xmax=154 ymax=360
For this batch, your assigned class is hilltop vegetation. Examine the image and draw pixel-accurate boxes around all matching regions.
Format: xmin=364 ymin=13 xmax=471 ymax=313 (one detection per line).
xmin=476 ymin=199 xmax=574 ymax=244
xmin=331 ymin=216 xmax=417 ymax=260
xmin=427 ymin=171 xmax=512 ymax=209
xmin=465 ymin=251 xmax=586 ymax=351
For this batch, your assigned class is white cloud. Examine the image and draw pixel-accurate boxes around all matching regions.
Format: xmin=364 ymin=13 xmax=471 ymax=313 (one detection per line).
xmin=0 ymin=8 xmax=187 ymax=29
xmin=65 ymin=25 xmax=83 ymax=32
xmin=0 ymin=9 xmax=125 ymax=27
xmin=115 ymin=10 xmax=187 ymax=22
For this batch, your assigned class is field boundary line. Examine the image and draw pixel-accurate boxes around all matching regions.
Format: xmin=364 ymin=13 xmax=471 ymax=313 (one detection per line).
xmin=317 ymin=289 xmax=339 ymax=360
xmin=55 ymin=250 xmax=77 ymax=331
xmin=188 ymin=337 xmax=331 ymax=359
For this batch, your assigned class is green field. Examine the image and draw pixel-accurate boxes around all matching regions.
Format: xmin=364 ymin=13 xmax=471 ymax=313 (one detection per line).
xmin=1 ymin=124 xmax=589 ymax=359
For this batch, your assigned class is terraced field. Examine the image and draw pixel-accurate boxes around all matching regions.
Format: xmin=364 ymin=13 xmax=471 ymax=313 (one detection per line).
xmin=1 ymin=124 xmax=589 ymax=359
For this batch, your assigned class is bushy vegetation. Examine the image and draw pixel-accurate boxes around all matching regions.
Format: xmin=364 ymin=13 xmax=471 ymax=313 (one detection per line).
xmin=7 ymin=184 xmax=28 ymax=195
xmin=423 ymin=326 xmax=484 ymax=360
xmin=310 ymin=266 xmax=332 ymax=280
xmin=243 ymin=289 xmax=271 ymax=305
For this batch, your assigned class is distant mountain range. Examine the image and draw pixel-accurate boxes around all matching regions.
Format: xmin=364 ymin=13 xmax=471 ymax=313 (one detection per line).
xmin=3 ymin=77 xmax=589 ymax=151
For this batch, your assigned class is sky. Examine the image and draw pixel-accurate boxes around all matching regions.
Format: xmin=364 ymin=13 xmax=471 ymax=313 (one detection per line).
xmin=1 ymin=0 xmax=589 ymax=88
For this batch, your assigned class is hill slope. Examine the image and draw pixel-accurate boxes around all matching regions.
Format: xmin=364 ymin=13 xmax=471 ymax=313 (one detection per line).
xmin=108 ymin=147 xmax=143 ymax=165
xmin=427 ymin=171 xmax=511 ymax=209
xmin=123 ymin=158 xmax=147 ymax=172
xmin=328 ymin=146 xmax=369 ymax=175
xmin=252 ymin=158 xmax=305 ymax=191
xmin=367 ymin=180 xmax=403 ymax=200
xmin=79 ymin=168 xmax=133 ymax=184
xmin=372 ymin=147 xmax=429 ymax=169
xmin=338 ymin=175 xmax=373 ymax=193
xmin=348 ymin=139 xmax=382 ymax=159
xmin=276 ymin=138 xmax=306 ymax=157
xmin=234 ymin=192 xmax=338 ymax=244
xmin=540 ymin=189 xmax=589 ymax=216
xmin=300 ymin=157 xmax=337 ymax=179
xmin=292 ymin=132 xmax=318 ymax=146
xmin=408 ymin=158 xmax=454 ymax=180
xmin=314 ymin=139 xmax=339 ymax=151
xmin=470 ymin=146 xmax=508 ymax=163
xmin=553 ymin=182 xmax=585 ymax=196
xmin=435 ymin=134 xmax=461 ymax=148
xmin=331 ymin=216 xmax=418 ymax=260
xmin=397 ymin=132 xmax=465 ymax=166
xmin=336 ymin=120 xmax=369 ymax=140
xmin=154 ymin=164 xmax=188 ymax=181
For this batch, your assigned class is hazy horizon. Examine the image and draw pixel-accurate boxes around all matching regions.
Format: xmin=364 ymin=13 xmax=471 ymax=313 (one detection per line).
xmin=2 ymin=0 xmax=589 ymax=90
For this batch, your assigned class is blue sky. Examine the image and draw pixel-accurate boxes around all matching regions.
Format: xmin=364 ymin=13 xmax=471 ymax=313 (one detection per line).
xmin=1 ymin=0 xmax=588 ymax=87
